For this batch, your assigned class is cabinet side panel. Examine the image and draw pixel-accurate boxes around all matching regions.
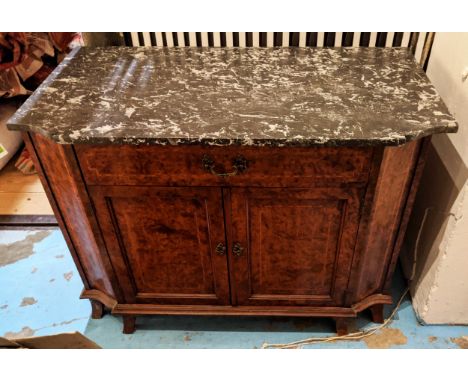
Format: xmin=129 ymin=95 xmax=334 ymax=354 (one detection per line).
xmin=28 ymin=133 xmax=118 ymax=299
xmin=351 ymin=139 xmax=422 ymax=302
xmin=382 ymin=137 xmax=431 ymax=292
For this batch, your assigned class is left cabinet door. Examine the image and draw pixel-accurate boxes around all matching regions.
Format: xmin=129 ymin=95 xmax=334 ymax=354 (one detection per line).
xmin=90 ymin=186 xmax=231 ymax=305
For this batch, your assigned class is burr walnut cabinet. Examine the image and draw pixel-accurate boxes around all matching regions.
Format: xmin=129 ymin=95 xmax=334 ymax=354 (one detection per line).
xmin=8 ymin=47 xmax=457 ymax=334
xmin=22 ymin=134 xmax=431 ymax=334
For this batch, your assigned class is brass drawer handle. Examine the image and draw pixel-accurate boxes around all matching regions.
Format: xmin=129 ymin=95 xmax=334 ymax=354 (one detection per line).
xmin=232 ymin=242 xmax=244 ymax=257
xmin=215 ymin=242 xmax=226 ymax=256
xmin=202 ymin=155 xmax=248 ymax=177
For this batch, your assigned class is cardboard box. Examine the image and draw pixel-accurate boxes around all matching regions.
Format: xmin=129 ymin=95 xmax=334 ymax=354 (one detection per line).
xmin=0 ymin=332 xmax=101 ymax=349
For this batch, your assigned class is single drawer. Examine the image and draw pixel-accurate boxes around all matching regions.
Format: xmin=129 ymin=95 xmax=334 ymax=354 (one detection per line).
xmin=75 ymin=145 xmax=374 ymax=187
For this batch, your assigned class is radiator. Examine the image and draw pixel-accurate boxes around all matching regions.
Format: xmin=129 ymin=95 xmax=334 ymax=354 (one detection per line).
xmin=122 ymin=32 xmax=432 ymax=66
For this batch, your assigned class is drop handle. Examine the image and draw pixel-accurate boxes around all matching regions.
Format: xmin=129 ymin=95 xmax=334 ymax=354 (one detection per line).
xmin=215 ymin=243 xmax=226 ymax=256
xmin=232 ymin=242 xmax=244 ymax=257
xmin=202 ymin=155 xmax=248 ymax=177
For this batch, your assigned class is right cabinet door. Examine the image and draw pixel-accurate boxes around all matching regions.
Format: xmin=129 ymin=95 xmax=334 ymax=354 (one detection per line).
xmin=229 ymin=187 xmax=363 ymax=306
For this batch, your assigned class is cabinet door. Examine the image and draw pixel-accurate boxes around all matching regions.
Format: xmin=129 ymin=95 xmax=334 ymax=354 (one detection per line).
xmin=91 ymin=186 xmax=230 ymax=305
xmin=229 ymin=187 xmax=362 ymax=306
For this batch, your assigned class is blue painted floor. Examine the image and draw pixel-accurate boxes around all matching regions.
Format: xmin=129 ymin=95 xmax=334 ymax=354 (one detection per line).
xmin=1 ymin=228 xmax=467 ymax=348
xmin=0 ymin=229 xmax=90 ymax=338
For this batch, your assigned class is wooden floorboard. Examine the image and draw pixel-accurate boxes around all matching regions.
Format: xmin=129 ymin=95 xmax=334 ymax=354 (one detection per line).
xmin=0 ymin=214 xmax=57 ymax=226
xmin=0 ymin=156 xmax=54 ymax=219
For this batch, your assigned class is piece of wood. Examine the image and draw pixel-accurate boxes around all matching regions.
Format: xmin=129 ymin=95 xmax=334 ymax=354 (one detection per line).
xmin=383 ymin=137 xmax=431 ymax=293
xmin=369 ymin=304 xmax=384 ymax=324
xmin=112 ymin=302 xmax=357 ymax=317
xmin=26 ymin=133 xmax=427 ymax=333
xmin=0 ymin=193 xmax=54 ymax=215
xmin=334 ymin=317 xmax=350 ymax=336
xmin=348 ymin=140 xmax=422 ymax=303
xmin=122 ymin=316 xmax=136 ymax=334
xmin=75 ymin=145 xmax=373 ymax=187
xmin=21 ymin=132 xmax=89 ymax=291
xmin=26 ymin=133 xmax=120 ymax=299
xmin=109 ymin=293 xmax=392 ymax=317
xmin=80 ymin=288 xmax=117 ymax=310
xmin=350 ymin=294 xmax=393 ymax=313
xmin=229 ymin=186 xmax=364 ymax=306
xmin=0 ymin=214 xmax=57 ymax=226
xmin=90 ymin=300 xmax=104 ymax=319
xmin=0 ymin=156 xmax=54 ymax=215
xmin=0 ymin=159 xmax=46 ymax=193
xmin=89 ymin=186 xmax=231 ymax=305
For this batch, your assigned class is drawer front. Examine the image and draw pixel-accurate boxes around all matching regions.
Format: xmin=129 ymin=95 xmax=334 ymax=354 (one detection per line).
xmin=75 ymin=145 xmax=374 ymax=187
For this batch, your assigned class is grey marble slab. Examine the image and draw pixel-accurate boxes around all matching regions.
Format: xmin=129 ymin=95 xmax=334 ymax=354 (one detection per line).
xmin=7 ymin=46 xmax=457 ymax=146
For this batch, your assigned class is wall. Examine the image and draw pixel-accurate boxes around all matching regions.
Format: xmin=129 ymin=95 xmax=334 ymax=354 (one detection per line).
xmin=401 ymin=32 xmax=468 ymax=324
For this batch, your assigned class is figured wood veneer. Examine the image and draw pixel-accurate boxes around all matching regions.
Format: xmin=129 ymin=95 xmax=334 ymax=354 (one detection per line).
xmin=23 ymin=133 xmax=120 ymax=299
xmin=90 ymin=186 xmax=230 ymax=305
xmin=229 ymin=187 xmax=363 ymax=306
xmin=75 ymin=145 xmax=373 ymax=187
xmin=26 ymin=132 xmax=427 ymax=334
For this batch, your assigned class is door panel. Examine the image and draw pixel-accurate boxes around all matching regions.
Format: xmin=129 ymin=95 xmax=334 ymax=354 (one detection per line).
xmin=91 ymin=186 xmax=230 ymax=305
xmin=229 ymin=187 xmax=362 ymax=306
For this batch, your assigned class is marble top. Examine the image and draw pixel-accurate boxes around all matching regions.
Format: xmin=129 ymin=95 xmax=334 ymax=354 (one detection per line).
xmin=7 ymin=46 xmax=457 ymax=146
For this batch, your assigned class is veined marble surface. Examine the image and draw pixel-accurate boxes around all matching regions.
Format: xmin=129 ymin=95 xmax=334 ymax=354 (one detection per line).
xmin=7 ymin=46 xmax=457 ymax=146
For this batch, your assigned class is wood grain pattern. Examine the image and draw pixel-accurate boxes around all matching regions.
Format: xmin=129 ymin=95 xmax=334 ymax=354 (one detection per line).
xmin=123 ymin=316 xmax=136 ymax=334
xmin=350 ymin=294 xmax=393 ymax=313
xmin=90 ymin=300 xmax=104 ymax=319
xmin=349 ymin=139 xmax=421 ymax=302
xmin=110 ymin=292 xmax=392 ymax=317
xmin=27 ymin=136 xmax=426 ymax=334
xmin=112 ymin=303 xmax=357 ymax=317
xmin=334 ymin=318 xmax=350 ymax=336
xmin=370 ymin=304 xmax=384 ymax=323
xmin=75 ymin=145 xmax=373 ymax=187
xmin=0 ymin=158 xmax=54 ymax=216
xmin=22 ymin=132 xmax=90 ymax=289
xmin=27 ymin=133 xmax=119 ymax=299
xmin=89 ymin=186 xmax=230 ymax=305
xmin=382 ymin=137 xmax=431 ymax=293
xmin=80 ymin=288 xmax=117 ymax=309
xmin=229 ymin=187 xmax=364 ymax=306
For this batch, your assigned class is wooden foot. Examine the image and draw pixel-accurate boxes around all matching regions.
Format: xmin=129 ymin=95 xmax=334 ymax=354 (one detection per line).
xmin=370 ymin=304 xmax=384 ymax=324
xmin=334 ymin=318 xmax=349 ymax=336
xmin=123 ymin=316 xmax=136 ymax=334
xmin=90 ymin=300 xmax=104 ymax=319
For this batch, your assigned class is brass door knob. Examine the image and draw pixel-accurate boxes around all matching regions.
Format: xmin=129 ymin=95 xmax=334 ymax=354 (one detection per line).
xmin=232 ymin=242 xmax=244 ymax=257
xmin=215 ymin=242 xmax=226 ymax=256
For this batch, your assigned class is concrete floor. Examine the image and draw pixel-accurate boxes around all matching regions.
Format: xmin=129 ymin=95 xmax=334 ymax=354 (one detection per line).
xmin=1 ymin=228 xmax=467 ymax=348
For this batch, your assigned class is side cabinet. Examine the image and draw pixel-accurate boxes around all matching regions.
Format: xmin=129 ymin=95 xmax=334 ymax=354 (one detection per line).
xmin=25 ymin=134 xmax=427 ymax=334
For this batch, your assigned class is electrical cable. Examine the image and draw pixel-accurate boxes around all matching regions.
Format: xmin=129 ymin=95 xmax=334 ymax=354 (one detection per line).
xmin=262 ymin=207 xmax=434 ymax=349
xmin=262 ymin=207 xmax=433 ymax=349
xmin=262 ymin=287 xmax=409 ymax=349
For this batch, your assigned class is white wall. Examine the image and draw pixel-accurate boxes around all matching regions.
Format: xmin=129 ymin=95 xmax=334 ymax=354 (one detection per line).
xmin=401 ymin=32 xmax=468 ymax=324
